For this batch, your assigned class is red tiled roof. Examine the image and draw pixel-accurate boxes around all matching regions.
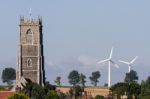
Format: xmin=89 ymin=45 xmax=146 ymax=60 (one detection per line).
xmin=0 ymin=91 xmax=15 ymax=99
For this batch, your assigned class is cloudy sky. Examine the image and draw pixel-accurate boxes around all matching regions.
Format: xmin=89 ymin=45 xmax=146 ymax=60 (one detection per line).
xmin=0 ymin=0 xmax=150 ymax=86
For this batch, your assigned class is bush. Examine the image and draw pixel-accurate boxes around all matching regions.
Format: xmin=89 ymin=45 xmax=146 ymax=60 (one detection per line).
xmin=45 ymin=90 xmax=59 ymax=99
xmin=95 ymin=95 xmax=104 ymax=99
xmin=8 ymin=93 xmax=29 ymax=99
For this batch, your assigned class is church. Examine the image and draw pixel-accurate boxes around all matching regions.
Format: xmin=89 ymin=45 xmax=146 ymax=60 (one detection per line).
xmin=16 ymin=16 xmax=45 ymax=87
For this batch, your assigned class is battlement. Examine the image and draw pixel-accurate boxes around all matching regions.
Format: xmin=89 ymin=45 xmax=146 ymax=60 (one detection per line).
xmin=20 ymin=16 xmax=42 ymax=25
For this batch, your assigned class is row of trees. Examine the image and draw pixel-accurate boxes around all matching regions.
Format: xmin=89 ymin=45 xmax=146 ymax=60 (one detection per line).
xmin=0 ymin=67 xmax=138 ymax=87
xmin=54 ymin=70 xmax=101 ymax=87
xmin=1 ymin=67 xmax=150 ymax=98
xmin=55 ymin=70 xmax=138 ymax=87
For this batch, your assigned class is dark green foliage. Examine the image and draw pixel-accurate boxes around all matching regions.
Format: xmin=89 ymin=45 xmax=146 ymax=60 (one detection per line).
xmin=89 ymin=71 xmax=100 ymax=86
xmin=124 ymin=70 xmax=138 ymax=83
xmin=8 ymin=93 xmax=29 ymax=99
xmin=79 ymin=73 xmax=86 ymax=89
xmin=139 ymin=76 xmax=150 ymax=99
xmin=22 ymin=81 xmax=62 ymax=99
xmin=111 ymin=82 xmax=128 ymax=98
xmin=73 ymin=85 xmax=83 ymax=97
xmin=129 ymin=82 xmax=141 ymax=96
xmin=45 ymin=90 xmax=59 ymax=99
xmin=31 ymin=83 xmax=47 ymax=99
xmin=95 ymin=95 xmax=104 ymax=99
xmin=2 ymin=67 xmax=16 ymax=85
xmin=69 ymin=85 xmax=83 ymax=99
xmin=111 ymin=82 xmax=141 ymax=98
xmin=23 ymin=82 xmax=47 ymax=99
xmin=68 ymin=70 xmax=80 ymax=86
xmin=45 ymin=81 xmax=56 ymax=90
xmin=55 ymin=76 xmax=61 ymax=86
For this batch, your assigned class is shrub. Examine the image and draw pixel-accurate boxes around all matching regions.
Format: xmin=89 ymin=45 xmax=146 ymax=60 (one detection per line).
xmin=8 ymin=93 xmax=29 ymax=99
xmin=95 ymin=95 xmax=104 ymax=99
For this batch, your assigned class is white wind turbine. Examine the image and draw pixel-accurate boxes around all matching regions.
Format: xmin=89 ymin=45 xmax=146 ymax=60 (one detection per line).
xmin=119 ymin=56 xmax=138 ymax=73
xmin=97 ymin=47 xmax=119 ymax=88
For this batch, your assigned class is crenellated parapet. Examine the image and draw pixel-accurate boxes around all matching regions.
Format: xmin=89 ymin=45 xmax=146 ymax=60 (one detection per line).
xmin=20 ymin=16 xmax=42 ymax=26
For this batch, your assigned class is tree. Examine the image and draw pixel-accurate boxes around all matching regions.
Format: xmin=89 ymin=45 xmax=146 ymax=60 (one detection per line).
xmin=129 ymin=82 xmax=141 ymax=97
xmin=1 ymin=67 xmax=16 ymax=85
xmin=89 ymin=71 xmax=100 ymax=86
xmin=55 ymin=76 xmax=61 ymax=86
xmin=68 ymin=70 xmax=80 ymax=86
xmin=8 ymin=93 xmax=29 ymax=99
xmin=69 ymin=85 xmax=83 ymax=99
xmin=79 ymin=73 xmax=86 ymax=89
xmin=124 ymin=70 xmax=138 ymax=83
xmin=139 ymin=76 xmax=150 ymax=99
xmin=111 ymin=82 xmax=140 ymax=98
xmin=23 ymin=82 xmax=47 ymax=99
xmin=111 ymin=82 xmax=128 ymax=98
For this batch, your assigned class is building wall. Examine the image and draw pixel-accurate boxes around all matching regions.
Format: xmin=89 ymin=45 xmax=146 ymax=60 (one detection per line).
xmin=16 ymin=17 xmax=45 ymax=85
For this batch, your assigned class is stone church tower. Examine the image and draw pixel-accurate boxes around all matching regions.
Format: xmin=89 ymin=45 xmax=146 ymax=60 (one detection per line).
xmin=16 ymin=17 xmax=45 ymax=86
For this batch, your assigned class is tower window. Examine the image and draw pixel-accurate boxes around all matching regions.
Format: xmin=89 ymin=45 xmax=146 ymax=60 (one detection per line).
xmin=27 ymin=59 xmax=32 ymax=67
xmin=26 ymin=29 xmax=33 ymax=44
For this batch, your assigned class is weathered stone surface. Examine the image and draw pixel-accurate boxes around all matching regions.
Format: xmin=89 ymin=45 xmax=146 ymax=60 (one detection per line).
xmin=16 ymin=17 xmax=45 ymax=86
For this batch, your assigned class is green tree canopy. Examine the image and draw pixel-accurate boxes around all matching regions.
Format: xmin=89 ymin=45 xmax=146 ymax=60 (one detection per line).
xmin=111 ymin=82 xmax=140 ymax=98
xmin=69 ymin=85 xmax=83 ymax=99
xmin=79 ymin=73 xmax=86 ymax=88
xmin=124 ymin=70 xmax=138 ymax=83
xmin=23 ymin=82 xmax=47 ymax=99
xmin=1 ymin=67 xmax=16 ymax=85
xmin=89 ymin=71 xmax=100 ymax=86
xmin=45 ymin=90 xmax=59 ymax=99
xmin=111 ymin=82 xmax=128 ymax=98
xmin=68 ymin=70 xmax=80 ymax=86
xmin=54 ymin=76 xmax=61 ymax=86
xmin=139 ymin=76 xmax=150 ymax=99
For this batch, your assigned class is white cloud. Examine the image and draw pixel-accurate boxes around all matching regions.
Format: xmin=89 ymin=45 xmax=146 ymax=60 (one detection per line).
xmin=78 ymin=55 xmax=98 ymax=66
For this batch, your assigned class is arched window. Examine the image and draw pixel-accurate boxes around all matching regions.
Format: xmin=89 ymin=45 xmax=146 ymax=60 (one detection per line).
xmin=27 ymin=59 xmax=32 ymax=67
xmin=26 ymin=29 xmax=33 ymax=44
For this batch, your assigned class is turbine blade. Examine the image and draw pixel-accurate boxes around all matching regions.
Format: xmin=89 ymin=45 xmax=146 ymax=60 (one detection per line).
xmin=109 ymin=47 xmax=114 ymax=59
xmin=130 ymin=56 xmax=138 ymax=64
xmin=97 ymin=59 xmax=109 ymax=64
xmin=110 ymin=60 xmax=119 ymax=68
xmin=119 ymin=60 xmax=130 ymax=64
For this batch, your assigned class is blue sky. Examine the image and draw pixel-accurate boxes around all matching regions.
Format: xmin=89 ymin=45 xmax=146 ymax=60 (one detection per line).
xmin=0 ymin=0 xmax=150 ymax=86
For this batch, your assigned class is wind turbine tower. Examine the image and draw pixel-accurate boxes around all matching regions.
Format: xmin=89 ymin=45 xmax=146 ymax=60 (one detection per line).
xmin=98 ymin=47 xmax=119 ymax=88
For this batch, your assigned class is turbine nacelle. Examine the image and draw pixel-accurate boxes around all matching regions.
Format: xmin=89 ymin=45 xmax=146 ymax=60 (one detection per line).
xmin=98 ymin=47 xmax=119 ymax=68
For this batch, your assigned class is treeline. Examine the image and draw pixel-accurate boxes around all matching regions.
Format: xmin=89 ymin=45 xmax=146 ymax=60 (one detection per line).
xmin=1 ymin=67 xmax=150 ymax=98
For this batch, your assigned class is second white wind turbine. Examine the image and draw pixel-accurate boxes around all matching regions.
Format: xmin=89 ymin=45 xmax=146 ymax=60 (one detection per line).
xmin=119 ymin=56 xmax=138 ymax=73
xmin=97 ymin=47 xmax=119 ymax=88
